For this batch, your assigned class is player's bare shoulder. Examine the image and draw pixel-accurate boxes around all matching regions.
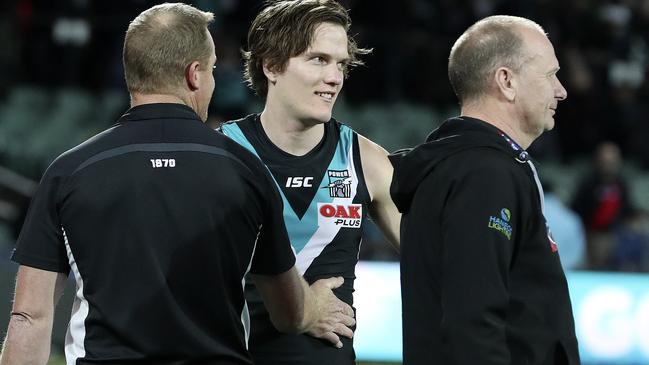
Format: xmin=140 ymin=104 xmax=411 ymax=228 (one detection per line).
xmin=357 ymin=134 xmax=392 ymax=199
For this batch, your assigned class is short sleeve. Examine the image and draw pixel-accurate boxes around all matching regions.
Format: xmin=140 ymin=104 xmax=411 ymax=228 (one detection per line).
xmin=249 ymin=166 xmax=296 ymax=275
xmin=12 ymin=164 xmax=70 ymax=273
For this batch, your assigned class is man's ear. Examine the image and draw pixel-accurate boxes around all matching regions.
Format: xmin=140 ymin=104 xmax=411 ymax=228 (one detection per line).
xmin=186 ymin=61 xmax=201 ymax=91
xmin=494 ymin=67 xmax=516 ymax=102
xmin=263 ymin=62 xmax=279 ymax=85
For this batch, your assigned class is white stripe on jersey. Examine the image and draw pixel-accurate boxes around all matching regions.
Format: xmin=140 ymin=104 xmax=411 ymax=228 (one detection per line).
xmin=295 ymin=141 xmax=359 ymax=275
xmin=63 ymin=228 xmax=89 ymax=365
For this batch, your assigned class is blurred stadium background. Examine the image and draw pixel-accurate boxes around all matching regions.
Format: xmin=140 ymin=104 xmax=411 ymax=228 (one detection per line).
xmin=1 ymin=0 xmax=649 ymax=364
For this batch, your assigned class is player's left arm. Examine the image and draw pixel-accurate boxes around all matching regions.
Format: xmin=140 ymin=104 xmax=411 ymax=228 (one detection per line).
xmin=0 ymin=266 xmax=67 ymax=365
xmin=358 ymin=135 xmax=401 ymax=251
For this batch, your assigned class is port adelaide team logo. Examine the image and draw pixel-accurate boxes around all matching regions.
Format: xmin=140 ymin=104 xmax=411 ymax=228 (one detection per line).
xmin=317 ymin=169 xmax=361 ymax=228
xmin=325 ymin=170 xmax=352 ymax=198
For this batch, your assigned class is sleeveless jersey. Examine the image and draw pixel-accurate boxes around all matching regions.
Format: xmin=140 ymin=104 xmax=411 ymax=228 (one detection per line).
xmin=220 ymin=114 xmax=371 ymax=364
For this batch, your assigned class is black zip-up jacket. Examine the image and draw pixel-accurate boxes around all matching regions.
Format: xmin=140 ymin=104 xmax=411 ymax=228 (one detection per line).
xmin=389 ymin=117 xmax=580 ymax=365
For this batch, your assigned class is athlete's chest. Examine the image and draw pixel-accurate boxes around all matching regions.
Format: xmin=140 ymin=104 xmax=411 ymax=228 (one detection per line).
xmin=256 ymin=127 xmax=368 ymax=252
xmin=222 ymin=120 xmax=369 ymax=249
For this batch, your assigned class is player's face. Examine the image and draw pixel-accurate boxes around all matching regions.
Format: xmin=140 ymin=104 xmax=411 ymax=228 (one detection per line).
xmin=514 ymin=28 xmax=567 ymax=138
xmin=197 ymin=31 xmax=216 ymax=122
xmin=268 ymin=22 xmax=349 ymax=125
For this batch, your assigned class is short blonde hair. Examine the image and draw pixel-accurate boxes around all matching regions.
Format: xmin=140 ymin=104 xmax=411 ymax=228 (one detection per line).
xmin=123 ymin=3 xmax=214 ymax=94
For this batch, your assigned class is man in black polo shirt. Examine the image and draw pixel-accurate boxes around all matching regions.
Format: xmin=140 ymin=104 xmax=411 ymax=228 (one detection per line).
xmin=0 ymin=4 xmax=354 ymax=365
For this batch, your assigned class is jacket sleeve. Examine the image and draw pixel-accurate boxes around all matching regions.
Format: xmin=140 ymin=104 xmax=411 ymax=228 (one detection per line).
xmin=438 ymin=160 xmax=520 ymax=365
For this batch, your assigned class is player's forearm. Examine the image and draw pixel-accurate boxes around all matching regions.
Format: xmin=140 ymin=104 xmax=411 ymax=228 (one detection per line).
xmin=0 ymin=312 xmax=53 ymax=365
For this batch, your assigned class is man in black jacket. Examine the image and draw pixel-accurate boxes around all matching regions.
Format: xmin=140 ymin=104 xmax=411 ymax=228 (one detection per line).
xmin=390 ymin=15 xmax=580 ymax=365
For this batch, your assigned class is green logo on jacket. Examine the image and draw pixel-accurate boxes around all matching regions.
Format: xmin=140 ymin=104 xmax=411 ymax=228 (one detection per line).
xmin=488 ymin=208 xmax=513 ymax=239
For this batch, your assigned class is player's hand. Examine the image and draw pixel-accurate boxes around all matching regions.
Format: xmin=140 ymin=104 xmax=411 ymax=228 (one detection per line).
xmin=306 ymin=276 xmax=355 ymax=348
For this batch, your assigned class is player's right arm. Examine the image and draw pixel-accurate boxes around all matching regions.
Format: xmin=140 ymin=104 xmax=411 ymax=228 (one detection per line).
xmin=358 ymin=134 xmax=401 ymax=251
xmin=0 ymin=266 xmax=67 ymax=365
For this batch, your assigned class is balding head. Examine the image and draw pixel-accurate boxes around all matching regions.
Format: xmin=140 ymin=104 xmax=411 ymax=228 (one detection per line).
xmin=123 ymin=3 xmax=214 ymax=95
xmin=448 ymin=15 xmax=546 ymax=105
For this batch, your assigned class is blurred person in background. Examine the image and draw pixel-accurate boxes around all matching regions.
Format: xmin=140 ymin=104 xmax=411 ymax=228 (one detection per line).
xmin=0 ymin=3 xmax=354 ymax=365
xmin=220 ymin=0 xmax=401 ymax=364
xmin=543 ymin=180 xmax=586 ymax=270
xmin=571 ymin=141 xmax=634 ymax=270
xmin=391 ymin=15 xmax=579 ymax=364
xmin=611 ymin=209 xmax=649 ymax=272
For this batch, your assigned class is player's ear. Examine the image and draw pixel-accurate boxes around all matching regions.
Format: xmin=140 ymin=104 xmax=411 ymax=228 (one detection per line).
xmin=263 ymin=61 xmax=279 ymax=85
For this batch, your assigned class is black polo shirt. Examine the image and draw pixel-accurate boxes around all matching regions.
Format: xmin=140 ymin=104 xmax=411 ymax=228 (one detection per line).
xmin=12 ymin=103 xmax=295 ymax=365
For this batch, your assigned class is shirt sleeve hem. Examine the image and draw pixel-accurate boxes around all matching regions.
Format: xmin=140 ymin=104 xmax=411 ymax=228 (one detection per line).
xmin=11 ymin=251 xmax=70 ymax=273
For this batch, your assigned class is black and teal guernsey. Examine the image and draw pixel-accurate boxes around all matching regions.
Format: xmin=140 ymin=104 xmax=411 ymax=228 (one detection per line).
xmin=220 ymin=114 xmax=371 ymax=364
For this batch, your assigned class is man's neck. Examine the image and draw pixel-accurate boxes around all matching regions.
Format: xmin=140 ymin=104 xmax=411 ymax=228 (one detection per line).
xmin=130 ymin=93 xmax=187 ymax=108
xmin=259 ymin=105 xmax=326 ymax=156
xmin=461 ymin=102 xmax=533 ymax=149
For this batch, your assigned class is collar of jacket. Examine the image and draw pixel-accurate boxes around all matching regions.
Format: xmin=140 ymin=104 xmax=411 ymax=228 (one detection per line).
xmin=388 ymin=116 xmax=534 ymax=213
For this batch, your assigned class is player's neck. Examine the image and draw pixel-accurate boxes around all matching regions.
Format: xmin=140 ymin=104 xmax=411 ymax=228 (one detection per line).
xmin=259 ymin=107 xmax=325 ymax=156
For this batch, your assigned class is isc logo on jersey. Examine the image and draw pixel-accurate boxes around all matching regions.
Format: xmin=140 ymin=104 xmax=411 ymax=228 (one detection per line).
xmin=286 ymin=177 xmax=313 ymax=188
xmin=317 ymin=203 xmax=362 ymax=228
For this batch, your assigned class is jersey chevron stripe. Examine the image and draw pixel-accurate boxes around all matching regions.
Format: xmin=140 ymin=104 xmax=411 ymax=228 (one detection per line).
xmin=295 ymin=124 xmax=357 ymax=274
xmin=221 ymin=123 xmax=357 ymax=274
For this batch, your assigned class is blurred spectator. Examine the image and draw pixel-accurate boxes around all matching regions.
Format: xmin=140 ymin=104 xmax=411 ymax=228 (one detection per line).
xmin=207 ymin=34 xmax=250 ymax=128
xmin=0 ymin=1 xmax=19 ymax=95
xmin=4 ymin=0 xmax=649 ymax=164
xmin=3 ymin=0 xmax=649 ymax=271
xmin=0 ymin=165 xmax=36 ymax=249
xmin=610 ymin=209 xmax=649 ymax=272
xmin=543 ymin=180 xmax=586 ymax=270
xmin=572 ymin=142 xmax=634 ymax=269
